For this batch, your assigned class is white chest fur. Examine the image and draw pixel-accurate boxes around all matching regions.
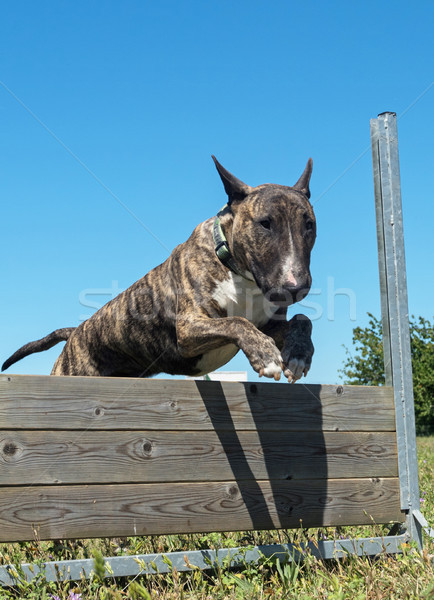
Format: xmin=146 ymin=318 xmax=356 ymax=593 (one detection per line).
xmin=211 ymin=271 xmax=278 ymax=327
xmin=193 ymin=273 xmax=279 ymax=376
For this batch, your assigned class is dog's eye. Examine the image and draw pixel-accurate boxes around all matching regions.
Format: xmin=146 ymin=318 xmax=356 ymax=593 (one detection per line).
xmin=305 ymin=219 xmax=314 ymax=231
xmin=260 ymin=219 xmax=271 ymax=230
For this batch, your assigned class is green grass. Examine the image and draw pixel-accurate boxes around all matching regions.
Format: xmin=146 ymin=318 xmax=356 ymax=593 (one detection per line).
xmin=0 ymin=437 xmax=433 ymax=599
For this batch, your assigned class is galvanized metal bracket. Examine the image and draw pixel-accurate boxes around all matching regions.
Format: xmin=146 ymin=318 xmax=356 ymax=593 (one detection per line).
xmin=413 ymin=510 xmax=434 ymax=539
xmin=0 ymin=535 xmax=407 ymax=587
xmin=370 ymin=112 xmax=422 ymax=549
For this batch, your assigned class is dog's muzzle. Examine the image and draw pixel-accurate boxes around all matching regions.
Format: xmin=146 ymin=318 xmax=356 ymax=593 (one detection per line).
xmin=267 ymin=284 xmax=311 ymax=306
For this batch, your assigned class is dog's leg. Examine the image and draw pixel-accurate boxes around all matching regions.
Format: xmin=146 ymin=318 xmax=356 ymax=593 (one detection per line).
xmin=261 ymin=313 xmax=314 ymax=382
xmin=176 ymin=315 xmax=283 ymax=380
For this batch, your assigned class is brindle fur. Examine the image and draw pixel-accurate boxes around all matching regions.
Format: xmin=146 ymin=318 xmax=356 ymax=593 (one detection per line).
xmin=2 ymin=157 xmax=316 ymax=382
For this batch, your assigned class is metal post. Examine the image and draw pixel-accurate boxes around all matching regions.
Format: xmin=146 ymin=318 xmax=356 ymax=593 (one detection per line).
xmin=370 ymin=119 xmax=393 ymax=386
xmin=370 ymin=112 xmax=422 ymax=548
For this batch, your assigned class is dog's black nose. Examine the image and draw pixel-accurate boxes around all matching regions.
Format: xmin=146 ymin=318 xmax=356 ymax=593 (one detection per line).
xmin=268 ymin=285 xmax=310 ymax=306
xmin=288 ymin=284 xmax=310 ymax=303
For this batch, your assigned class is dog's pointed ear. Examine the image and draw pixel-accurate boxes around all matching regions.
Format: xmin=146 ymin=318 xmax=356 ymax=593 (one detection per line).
xmin=293 ymin=158 xmax=313 ymax=199
xmin=212 ymin=155 xmax=252 ymax=204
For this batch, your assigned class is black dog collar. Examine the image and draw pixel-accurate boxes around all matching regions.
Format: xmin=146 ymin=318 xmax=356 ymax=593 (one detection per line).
xmin=212 ymin=206 xmax=248 ymax=279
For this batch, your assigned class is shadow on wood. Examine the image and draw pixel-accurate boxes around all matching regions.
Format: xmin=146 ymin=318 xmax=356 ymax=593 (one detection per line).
xmin=197 ymin=380 xmax=327 ymax=531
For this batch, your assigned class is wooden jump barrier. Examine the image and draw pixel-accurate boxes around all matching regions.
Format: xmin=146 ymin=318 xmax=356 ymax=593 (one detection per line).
xmin=0 ymin=378 xmax=404 ymax=584
xmin=0 ymin=378 xmax=402 ymax=540
xmin=0 ymin=113 xmax=429 ymax=585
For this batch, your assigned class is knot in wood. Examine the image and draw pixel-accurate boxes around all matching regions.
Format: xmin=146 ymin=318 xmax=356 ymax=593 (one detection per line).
xmin=3 ymin=442 xmax=17 ymax=456
xmin=226 ymin=485 xmax=239 ymax=499
xmin=142 ymin=441 xmax=153 ymax=455
xmin=319 ymin=495 xmax=332 ymax=506
xmin=1 ymin=440 xmax=21 ymax=461
xmin=94 ymin=406 xmax=104 ymax=417
xmin=336 ymin=385 xmax=343 ymax=396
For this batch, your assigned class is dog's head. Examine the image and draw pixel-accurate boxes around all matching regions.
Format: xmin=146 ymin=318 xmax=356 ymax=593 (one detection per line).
xmin=213 ymin=156 xmax=316 ymax=307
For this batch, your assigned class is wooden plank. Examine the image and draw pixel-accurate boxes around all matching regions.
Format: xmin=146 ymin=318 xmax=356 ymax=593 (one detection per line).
xmin=0 ymin=478 xmax=403 ymax=542
xmin=0 ymin=431 xmax=398 ymax=485
xmin=0 ymin=375 xmax=395 ymax=431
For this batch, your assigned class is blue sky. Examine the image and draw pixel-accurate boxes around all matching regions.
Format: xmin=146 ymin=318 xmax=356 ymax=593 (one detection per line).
xmin=1 ymin=0 xmax=433 ymax=383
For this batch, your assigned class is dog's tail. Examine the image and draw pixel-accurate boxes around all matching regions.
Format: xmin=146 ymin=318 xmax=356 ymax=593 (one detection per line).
xmin=1 ymin=328 xmax=76 ymax=372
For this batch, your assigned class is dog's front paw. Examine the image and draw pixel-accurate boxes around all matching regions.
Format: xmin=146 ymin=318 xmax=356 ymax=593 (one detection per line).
xmin=282 ymin=356 xmax=311 ymax=383
xmin=243 ymin=335 xmax=283 ymax=381
xmin=259 ymin=359 xmax=283 ymax=380
xmin=281 ymin=316 xmax=314 ymax=383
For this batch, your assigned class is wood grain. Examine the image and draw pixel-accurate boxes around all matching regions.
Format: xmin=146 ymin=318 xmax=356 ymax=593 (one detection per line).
xmin=0 ymin=376 xmax=400 ymax=544
xmin=0 ymin=478 xmax=403 ymax=542
xmin=0 ymin=431 xmax=398 ymax=485
xmin=0 ymin=375 xmax=395 ymax=432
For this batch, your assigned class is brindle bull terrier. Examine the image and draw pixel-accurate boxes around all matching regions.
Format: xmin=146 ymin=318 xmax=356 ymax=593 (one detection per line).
xmin=2 ymin=157 xmax=316 ymax=382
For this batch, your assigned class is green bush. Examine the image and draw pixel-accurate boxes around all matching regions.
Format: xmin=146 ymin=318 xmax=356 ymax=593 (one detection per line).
xmin=340 ymin=313 xmax=433 ymax=434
